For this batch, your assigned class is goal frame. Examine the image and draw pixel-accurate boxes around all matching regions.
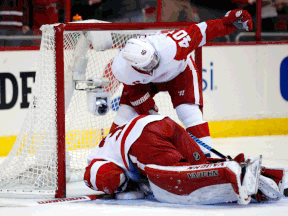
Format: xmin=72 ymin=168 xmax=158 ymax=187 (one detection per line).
xmin=53 ymin=22 xmax=202 ymax=198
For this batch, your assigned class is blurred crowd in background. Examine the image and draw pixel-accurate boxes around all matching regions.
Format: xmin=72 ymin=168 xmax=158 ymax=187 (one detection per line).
xmin=0 ymin=0 xmax=288 ymax=46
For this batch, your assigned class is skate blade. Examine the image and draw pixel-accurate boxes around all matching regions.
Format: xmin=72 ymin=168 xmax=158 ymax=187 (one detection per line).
xmin=253 ymin=155 xmax=263 ymax=195
xmin=258 ymin=176 xmax=285 ymax=199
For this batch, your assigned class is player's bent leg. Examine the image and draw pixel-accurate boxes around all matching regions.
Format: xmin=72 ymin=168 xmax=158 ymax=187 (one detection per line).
xmin=145 ymin=158 xmax=263 ymax=205
xmin=176 ymin=104 xmax=212 ymax=156
xmin=110 ymin=104 xmax=139 ymax=132
xmin=186 ymin=122 xmax=211 ymax=155
xmin=84 ymin=159 xmax=128 ymax=195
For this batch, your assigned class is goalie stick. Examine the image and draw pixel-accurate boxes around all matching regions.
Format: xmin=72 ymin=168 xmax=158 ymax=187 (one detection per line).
xmin=187 ymin=132 xmax=227 ymax=159
xmin=0 ymin=194 xmax=114 ymax=207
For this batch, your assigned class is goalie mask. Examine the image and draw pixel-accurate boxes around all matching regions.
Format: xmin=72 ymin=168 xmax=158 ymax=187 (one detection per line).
xmin=122 ymin=38 xmax=159 ymax=73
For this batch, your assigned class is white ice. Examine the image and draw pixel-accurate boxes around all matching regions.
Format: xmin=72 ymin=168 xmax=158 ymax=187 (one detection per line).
xmin=0 ymin=135 xmax=288 ymax=216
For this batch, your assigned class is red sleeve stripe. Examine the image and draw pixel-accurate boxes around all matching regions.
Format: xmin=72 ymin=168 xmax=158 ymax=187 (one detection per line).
xmin=195 ymin=22 xmax=208 ymax=47
xmin=188 ymin=56 xmax=200 ymax=105
xmin=121 ymin=115 xmax=147 ymax=170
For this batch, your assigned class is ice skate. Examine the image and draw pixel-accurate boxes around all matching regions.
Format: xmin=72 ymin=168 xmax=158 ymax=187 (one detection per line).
xmin=241 ymin=155 xmax=263 ymax=196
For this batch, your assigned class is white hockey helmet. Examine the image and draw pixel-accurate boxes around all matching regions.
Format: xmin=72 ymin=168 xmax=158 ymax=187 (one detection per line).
xmin=122 ymin=38 xmax=159 ymax=72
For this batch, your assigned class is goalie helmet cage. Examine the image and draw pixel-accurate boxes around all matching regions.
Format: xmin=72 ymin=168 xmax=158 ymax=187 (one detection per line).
xmin=0 ymin=21 xmax=202 ymax=199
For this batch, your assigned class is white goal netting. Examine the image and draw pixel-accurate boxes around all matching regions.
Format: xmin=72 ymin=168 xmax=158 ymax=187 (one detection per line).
xmin=0 ymin=20 xmax=187 ymax=198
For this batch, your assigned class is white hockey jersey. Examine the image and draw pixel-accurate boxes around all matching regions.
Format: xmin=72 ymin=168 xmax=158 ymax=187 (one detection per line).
xmin=111 ymin=22 xmax=209 ymax=85
xmin=87 ymin=115 xmax=167 ymax=172
xmin=112 ymin=19 xmax=237 ymax=86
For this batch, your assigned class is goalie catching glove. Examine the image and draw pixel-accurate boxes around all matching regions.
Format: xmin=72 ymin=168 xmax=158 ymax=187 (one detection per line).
xmin=222 ymin=9 xmax=253 ymax=31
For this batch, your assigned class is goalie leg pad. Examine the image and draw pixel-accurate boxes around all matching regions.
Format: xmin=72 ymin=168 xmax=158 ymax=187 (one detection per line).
xmin=145 ymin=161 xmax=250 ymax=205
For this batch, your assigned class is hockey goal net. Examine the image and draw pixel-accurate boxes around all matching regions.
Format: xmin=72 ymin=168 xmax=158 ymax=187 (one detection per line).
xmin=0 ymin=20 xmax=202 ymax=199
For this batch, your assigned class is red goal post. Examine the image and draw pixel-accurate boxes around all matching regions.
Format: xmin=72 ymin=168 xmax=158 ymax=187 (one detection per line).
xmin=0 ymin=21 xmax=202 ymax=199
xmin=54 ymin=21 xmax=202 ymax=198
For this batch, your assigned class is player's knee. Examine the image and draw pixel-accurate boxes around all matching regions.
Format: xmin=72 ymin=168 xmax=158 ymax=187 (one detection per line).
xmin=84 ymin=159 xmax=127 ymax=195
xmin=114 ymin=104 xmax=138 ymax=126
xmin=175 ymin=104 xmax=205 ymax=128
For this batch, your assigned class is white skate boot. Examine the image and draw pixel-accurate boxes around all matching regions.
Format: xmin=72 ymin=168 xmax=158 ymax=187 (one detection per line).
xmin=237 ymin=155 xmax=262 ymax=204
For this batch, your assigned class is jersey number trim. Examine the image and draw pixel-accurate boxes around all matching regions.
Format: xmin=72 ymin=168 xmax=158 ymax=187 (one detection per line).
xmin=171 ymin=30 xmax=191 ymax=48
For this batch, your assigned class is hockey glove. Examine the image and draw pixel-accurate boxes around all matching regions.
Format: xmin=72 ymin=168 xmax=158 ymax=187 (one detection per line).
xmin=130 ymin=92 xmax=159 ymax=115
xmin=222 ymin=9 xmax=253 ymax=31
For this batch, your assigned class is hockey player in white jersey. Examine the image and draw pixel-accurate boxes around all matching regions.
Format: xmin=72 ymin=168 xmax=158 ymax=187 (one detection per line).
xmin=110 ymin=9 xmax=253 ymax=156
xmin=84 ymin=115 xmax=286 ymax=205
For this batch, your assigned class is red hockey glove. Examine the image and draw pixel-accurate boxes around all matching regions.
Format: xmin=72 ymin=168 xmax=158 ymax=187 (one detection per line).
xmin=130 ymin=92 xmax=158 ymax=115
xmin=222 ymin=9 xmax=253 ymax=31
xmin=84 ymin=159 xmax=128 ymax=195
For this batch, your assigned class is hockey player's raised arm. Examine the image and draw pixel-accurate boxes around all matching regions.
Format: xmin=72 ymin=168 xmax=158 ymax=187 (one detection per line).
xmin=206 ymin=9 xmax=253 ymax=41
xmin=204 ymin=9 xmax=253 ymax=43
xmin=167 ymin=9 xmax=253 ymax=59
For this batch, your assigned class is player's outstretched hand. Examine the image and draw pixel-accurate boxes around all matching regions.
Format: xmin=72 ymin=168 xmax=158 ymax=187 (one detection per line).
xmin=222 ymin=9 xmax=253 ymax=31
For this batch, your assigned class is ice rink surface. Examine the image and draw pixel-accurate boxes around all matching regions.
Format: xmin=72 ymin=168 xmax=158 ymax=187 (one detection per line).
xmin=1 ymin=135 xmax=287 ymax=216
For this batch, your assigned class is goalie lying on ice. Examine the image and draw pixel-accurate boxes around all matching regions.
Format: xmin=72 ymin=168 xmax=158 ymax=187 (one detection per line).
xmin=84 ymin=115 xmax=286 ymax=205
